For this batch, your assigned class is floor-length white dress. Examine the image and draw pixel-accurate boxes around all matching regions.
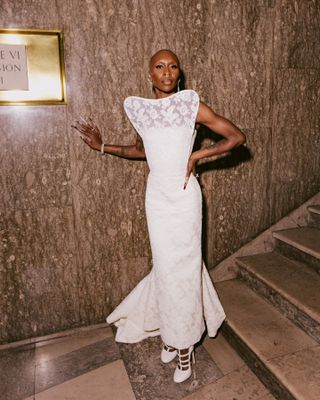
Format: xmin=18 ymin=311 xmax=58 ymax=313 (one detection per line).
xmin=106 ymin=90 xmax=225 ymax=349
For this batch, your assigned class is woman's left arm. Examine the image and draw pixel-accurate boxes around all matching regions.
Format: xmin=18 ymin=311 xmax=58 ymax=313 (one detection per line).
xmin=184 ymin=102 xmax=246 ymax=188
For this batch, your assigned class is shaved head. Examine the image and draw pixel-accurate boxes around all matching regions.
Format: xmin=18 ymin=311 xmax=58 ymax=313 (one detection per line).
xmin=148 ymin=49 xmax=181 ymax=96
xmin=149 ymin=49 xmax=180 ymax=71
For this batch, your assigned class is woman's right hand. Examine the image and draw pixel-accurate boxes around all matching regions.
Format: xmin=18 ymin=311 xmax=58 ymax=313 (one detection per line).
xmin=72 ymin=117 xmax=102 ymax=151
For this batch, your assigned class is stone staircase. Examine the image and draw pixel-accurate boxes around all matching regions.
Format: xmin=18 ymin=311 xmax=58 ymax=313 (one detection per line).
xmin=215 ymin=205 xmax=320 ymax=400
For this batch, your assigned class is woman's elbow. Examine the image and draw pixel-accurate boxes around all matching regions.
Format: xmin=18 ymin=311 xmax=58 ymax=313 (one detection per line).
xmin=234 ymin=131 xmax=246 ymax=147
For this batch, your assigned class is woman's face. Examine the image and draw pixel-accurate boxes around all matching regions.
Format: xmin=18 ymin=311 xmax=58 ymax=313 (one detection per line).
xmin=149 ymin=50 xmax=180 ymax=97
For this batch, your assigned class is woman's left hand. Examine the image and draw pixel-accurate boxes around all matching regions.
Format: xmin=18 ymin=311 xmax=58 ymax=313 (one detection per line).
xmin=183 ymin=154 xmax=198 ymax=190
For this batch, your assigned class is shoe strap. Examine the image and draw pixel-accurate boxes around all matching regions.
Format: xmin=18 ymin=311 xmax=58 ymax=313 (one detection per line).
xmin=163 ymin=344 xmax=176 ymax=352
xmin=177 ymin=348 xmax=193 ymax=369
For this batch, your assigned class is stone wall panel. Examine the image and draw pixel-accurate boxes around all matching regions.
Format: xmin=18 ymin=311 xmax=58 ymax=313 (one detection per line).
xmin=273 ymin=0 xmax=320 ymax=69
xmin=273 ymin=69 xmax=320 ymax=128
xmin=0 ymin=108 xmax=71 ymax=211
xmin=0 ymin=207 xmax=79 ymax=342
xmin=270 ymin=126 xmax=320 ymax=223
xmin=204 ymin=2 xmax=273 ymax=127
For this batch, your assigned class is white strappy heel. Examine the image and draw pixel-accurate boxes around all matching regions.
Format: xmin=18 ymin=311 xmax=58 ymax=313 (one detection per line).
xmin=173 ymin=345 xmax=195 ymax=383
xmin=161 ymin=343 xmax=177 ymax=363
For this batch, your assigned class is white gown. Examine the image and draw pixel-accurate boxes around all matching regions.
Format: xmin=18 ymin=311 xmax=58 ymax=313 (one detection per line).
xmin=106 ymin=90 xmax=225 ymax=349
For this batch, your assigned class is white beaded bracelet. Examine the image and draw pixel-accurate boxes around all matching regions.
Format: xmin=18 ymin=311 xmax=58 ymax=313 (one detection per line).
xmin=100 ymin=143 xmax=105 ymax=155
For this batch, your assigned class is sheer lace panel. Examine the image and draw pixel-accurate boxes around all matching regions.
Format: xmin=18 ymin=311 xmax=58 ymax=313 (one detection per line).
xmin=124 ymin=90 xmax=199 ymax=133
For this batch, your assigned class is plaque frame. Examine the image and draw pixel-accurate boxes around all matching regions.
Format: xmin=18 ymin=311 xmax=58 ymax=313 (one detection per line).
xmin=0 ymin=29 xmax=66 ymax=105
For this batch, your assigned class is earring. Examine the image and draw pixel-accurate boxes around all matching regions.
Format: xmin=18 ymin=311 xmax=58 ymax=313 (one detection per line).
xmin=148 ymin=78 xmax=154 ymax=93
xmin=177 ymin=79 xmax=181 ymax=92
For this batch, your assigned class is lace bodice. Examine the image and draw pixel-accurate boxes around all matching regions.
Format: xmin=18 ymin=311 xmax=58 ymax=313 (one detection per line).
xmin=124 ymin=90 xmax=200 ymax=177
xmin=124 ymin=90 xmax=199 ymax=132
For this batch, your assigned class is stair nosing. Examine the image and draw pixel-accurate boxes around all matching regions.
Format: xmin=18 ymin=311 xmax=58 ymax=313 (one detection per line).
xmin=308 ymin=205 xmax=320 ymax=215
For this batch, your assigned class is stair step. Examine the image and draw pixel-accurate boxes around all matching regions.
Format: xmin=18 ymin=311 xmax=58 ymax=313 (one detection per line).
xmin=273 ymin=227 xmax=320 ymax=259
xmin=308 ymin=205 xmax=320 ymax=228
xmin=236 ymin=252 xmax=320 ymax=342
xmin=216 ymin=279 xmax=319 ymax=400
xmin=273 ymin=227 xmax=320 ymax=273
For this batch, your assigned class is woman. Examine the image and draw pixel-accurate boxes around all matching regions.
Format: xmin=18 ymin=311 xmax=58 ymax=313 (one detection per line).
xmin=73 ymin=49 xmax=245 ymax=383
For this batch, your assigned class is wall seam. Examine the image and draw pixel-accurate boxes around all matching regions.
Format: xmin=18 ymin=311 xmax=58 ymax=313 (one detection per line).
xmin=268 ymin=3 xmax=276 ymax=228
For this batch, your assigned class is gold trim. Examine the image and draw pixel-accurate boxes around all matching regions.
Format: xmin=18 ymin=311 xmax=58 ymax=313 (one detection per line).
xmin=0 ymin=28 xmax=67 ymax=105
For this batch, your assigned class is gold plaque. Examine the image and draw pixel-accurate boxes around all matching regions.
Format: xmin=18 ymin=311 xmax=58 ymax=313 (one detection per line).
xmin=0 ymin=29 xmax=66 ymax=105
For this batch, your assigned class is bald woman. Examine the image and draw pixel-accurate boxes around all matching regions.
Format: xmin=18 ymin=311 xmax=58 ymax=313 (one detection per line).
xmin=73 ymin=49 xmax=245 ymax=383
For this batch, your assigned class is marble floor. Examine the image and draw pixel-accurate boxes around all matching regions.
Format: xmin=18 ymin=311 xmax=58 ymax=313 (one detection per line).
xmin=0 ymin=324 xmax=276 ymax=400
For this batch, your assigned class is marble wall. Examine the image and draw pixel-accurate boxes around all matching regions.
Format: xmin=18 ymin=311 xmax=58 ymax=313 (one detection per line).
xmin=1 ymin=0 xmax=319 ymax=343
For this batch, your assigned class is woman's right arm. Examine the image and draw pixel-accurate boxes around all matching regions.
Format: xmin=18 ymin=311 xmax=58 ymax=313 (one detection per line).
xmin=72 ymin=119 xmax=146 ymax=159
xmin=102 ymin=134 xmax=145 ymax=159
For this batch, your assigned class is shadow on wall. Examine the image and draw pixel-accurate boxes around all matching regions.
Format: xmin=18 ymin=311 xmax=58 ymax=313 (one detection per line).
xmin=195 ymin=125 xmax=252 ymax=172
xmin=194 ymin=125 xmax=252 ymax=266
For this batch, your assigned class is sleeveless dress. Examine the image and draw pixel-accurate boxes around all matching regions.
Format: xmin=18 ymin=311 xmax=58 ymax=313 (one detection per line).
xmin=106 ymin=90 xmax=225 ymax=349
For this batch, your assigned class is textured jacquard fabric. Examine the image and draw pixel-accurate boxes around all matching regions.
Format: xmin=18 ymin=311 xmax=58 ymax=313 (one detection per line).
xmin=106 ymin=90 xmax=225 ymax=349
